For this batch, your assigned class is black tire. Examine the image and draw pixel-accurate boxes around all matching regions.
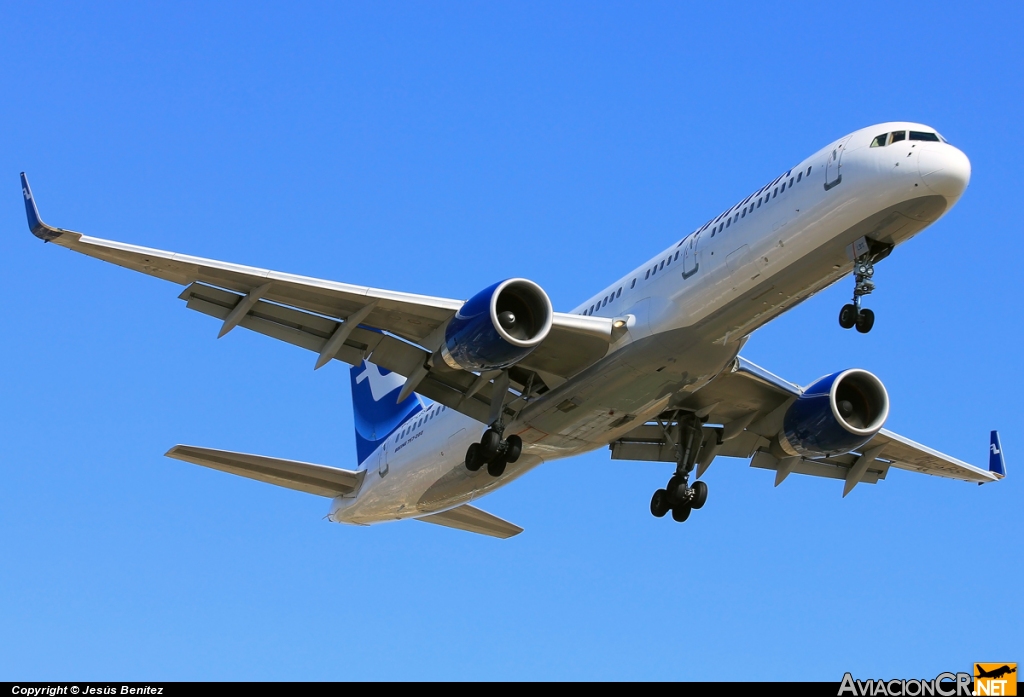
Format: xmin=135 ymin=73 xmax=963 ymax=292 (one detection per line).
xmin=505 ymin=435 xmax=523 ymax=463
xmin=487 ymin=455 xmax=507 ymax=477
xmin=671 ymin=504 xmax=691 ymax=523
xmin=839 ymin=304 xmax=857 ymax=329
xmin=690 ymin=480 xmax=708 ymax=510
xmin=855 ymin=308 xmax=875 ymax=334
xmin=465 ymin=443 xmax=483 ymax=472
xmin=666 ymin=474 xmax=684 ymax=504
xmin=480 ymin=429 xmax=501 ymax=459
xmin=650 ymin=489 xmax=670 ymax=518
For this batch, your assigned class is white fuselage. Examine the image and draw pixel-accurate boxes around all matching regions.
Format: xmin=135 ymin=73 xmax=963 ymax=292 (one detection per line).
xmin=330 ymin=121 xmax=971 ymax=526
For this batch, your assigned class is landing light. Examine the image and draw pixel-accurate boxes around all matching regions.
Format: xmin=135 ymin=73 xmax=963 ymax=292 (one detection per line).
xmin=613 ymin=319 xmax=627 ymax=329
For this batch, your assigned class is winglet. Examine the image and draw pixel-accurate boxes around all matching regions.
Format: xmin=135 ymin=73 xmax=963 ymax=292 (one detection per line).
xmin=989 ymin=430 xmax=1006 ymax=479
xmin=20 ymin=173 xmax=63 ymax=241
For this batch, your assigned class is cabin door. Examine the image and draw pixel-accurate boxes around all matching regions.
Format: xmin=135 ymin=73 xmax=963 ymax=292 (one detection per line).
xmin=824 ymin=136 xmax=851 ymax=190
xmin=682 ymin=233 xmax=701 ymax=279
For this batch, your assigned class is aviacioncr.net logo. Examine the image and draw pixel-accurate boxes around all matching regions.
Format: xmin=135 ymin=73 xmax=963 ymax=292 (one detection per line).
xmin=839 ymin=672 xmax=973 ymax=697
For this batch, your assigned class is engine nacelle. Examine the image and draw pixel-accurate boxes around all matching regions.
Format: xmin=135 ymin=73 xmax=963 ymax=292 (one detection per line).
xmin=777 ymin=369 xmax=889 ymax=457
xmin=440 ymin=278 xmax=553 ymax=372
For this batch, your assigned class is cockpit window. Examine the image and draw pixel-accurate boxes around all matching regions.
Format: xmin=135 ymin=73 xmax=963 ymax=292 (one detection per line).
xmin=889 ymin=131 xmax=906 ymax=144
xmin=909 ymin=131 xmax=940 ymax=142
xmin=870 ymin=133 xmax=887 ymax=148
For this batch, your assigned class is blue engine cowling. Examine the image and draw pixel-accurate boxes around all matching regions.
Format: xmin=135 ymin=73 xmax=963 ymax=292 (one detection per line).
xmin=439 ymin=278 xmax=553 ymax=372
xmin=778 ymin=369 xmax=889 ymax=457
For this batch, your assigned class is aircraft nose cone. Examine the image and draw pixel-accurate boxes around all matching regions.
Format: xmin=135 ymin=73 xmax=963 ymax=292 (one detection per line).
xmin=919 ymin=144 xmax=971 ymax=199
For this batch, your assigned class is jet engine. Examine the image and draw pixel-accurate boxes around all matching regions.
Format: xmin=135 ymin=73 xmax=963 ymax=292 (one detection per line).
xmin=777 ymin=369 xmax=889 ymax=457
xmin=440 ymin=278 xmax=553 ymax=372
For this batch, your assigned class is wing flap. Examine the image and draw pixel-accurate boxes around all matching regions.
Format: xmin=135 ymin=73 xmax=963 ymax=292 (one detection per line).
xmin=166 ymin=445 xmax=365 ymax=498
xmin=417 ymin=504 xmax=523 ymax=539
xmin=180 ymin=282 xmax=495 ymax=423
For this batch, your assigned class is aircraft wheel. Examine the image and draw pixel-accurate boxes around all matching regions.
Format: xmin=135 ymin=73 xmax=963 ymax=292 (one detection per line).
xmin=487 ymin=455 xmax=507 ymax=477
xmin=839 ymin=304 xmax=857 ymax=329
xmin=671 ymin=504 xmax=692 ymax=523
xmin=666 ymin=475 xmax=685 ymax=504
xmin=855 ymin=308 xmax=875 ymax=334
xmin=480 ymin=429 xmax=502 ymax=459
xmin=650 ymin=489 xmax=671 ymax=518
xmin=690 ymin=480 xmax=708 ymax=510
xmin=505 ymin=435 xmax=523 ymax=463
xmin=465 ymin=443 xmax=484 ymax=472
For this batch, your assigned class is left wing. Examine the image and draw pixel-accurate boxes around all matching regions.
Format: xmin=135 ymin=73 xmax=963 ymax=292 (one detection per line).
xmin=21 ymin=174 xmax=614 ymax=422
xmin=610 ymin=356 xmax=1003 ymax=493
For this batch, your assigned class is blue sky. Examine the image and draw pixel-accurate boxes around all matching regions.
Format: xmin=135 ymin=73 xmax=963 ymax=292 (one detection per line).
xmin=1 ymin=1 xmax=1021 ymax=681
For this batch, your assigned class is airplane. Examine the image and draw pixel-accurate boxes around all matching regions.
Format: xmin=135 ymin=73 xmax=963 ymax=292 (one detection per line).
xmin=20 ymin=121 xmax=1008 ymax=539
xmin=976 ymin=665 xmax=1016 ymax=680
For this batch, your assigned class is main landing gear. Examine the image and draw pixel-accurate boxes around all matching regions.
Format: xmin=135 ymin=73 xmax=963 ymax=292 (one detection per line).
xmin=650 ymin=412 xmax=712 ymax=524
xmin=838 ymin=238 xmax=892 ymax=334
xmin=465 ymin=428 xmax=522 ymax=477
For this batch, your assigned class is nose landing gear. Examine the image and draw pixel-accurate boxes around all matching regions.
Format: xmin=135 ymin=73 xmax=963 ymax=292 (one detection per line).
xmin=839 ymin=238 xmax=891 ymax=334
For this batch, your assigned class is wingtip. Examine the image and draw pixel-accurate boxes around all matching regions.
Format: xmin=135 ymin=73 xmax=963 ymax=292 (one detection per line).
xmin=19 ymin=172 xmax=62 ymax=241
xmin=989 ymin=430 xmax=1006 ymax=479
xmin=164 ymin=445 xmax=186 ymax=458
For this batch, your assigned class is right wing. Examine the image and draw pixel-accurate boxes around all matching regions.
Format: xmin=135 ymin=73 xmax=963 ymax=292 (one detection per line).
xmin=21 ymin=174 xmax=614 ymax=422
xmin=417 ymin=504 xmax=523 ymax=539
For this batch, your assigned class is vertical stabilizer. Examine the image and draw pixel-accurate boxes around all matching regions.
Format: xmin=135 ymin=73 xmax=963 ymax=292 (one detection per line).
xmin=989 ymin=430 xmax=1007 ymax=478
xmin=350 ymin=361 xmax=423 ymax=466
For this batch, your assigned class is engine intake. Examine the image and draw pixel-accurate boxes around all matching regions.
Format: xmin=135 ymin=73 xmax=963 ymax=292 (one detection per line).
xmin=440 ymin=278 xmax=553 ymax=372
xmin=778 ymin=369 xmax=889 ymax=457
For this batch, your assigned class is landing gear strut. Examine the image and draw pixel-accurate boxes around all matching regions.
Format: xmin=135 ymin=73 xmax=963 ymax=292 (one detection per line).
xmin=839 ymin=238 xmax=891 ymax=334
xmin=649 ymin=412 xmax=712 ymax=523
xmin=464 ymin=369 xmax=523 ymax=477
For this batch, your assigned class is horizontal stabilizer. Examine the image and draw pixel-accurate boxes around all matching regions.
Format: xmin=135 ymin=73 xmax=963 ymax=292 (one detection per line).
xmin=417 ymin=504 xmax=523 ymax=539
xmin=166 ymin=445 xmax=365 ymax=498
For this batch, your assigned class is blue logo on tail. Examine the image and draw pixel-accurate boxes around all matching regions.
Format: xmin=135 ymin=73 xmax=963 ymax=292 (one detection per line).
xmin=350 ymin=361 xmax=423 ymax=465
xmin=989 ymin=430 xmax=1007 ymax=477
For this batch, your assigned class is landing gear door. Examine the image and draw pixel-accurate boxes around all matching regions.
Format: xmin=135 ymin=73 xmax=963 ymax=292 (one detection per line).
xmin=824 ymin=136 xmax=852 ymax=191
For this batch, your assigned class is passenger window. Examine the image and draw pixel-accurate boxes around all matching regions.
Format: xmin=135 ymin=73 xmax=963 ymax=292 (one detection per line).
xmin=797 ymin=172 xmax=802 ymax=182
xmin=630 ymin=279 xmax=636 ymax=289
xmin=807 ymin=166 xmax=812 ymax=176
xmin=889 ymin=131 xmax=906 ymax=144
xmin=909 ymin=131 xmax=940 ymax=142
xmin=726 ymin=218 xmax=731 ymax=228
xmin=645 ymin=270 xmax=650 ymax=280
xmin=665 ymin=255 xmax=671 ymax=266
xmin=659 ymin=260 xmax=665 ymax=270
xmin=741 ymin=209 xmax=746 ymax=218
xmin=590 ymin=304 xmax=595 ymax=313
xmin=870 ymin=133 xmax=887 ymax=148
xmin=616 ymin=288 xmax=622 ymax=298
xmin=674 ymin=251 xmax=679 ymax=261
xmin=788 ymin=178 xmax=794 ymax=187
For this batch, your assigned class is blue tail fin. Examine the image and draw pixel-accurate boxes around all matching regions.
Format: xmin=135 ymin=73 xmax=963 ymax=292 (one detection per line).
xmin=989 ymin=430 xmax=1007 ymax=478
xmin=350 ymin=361 xmax=423 ymax=466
